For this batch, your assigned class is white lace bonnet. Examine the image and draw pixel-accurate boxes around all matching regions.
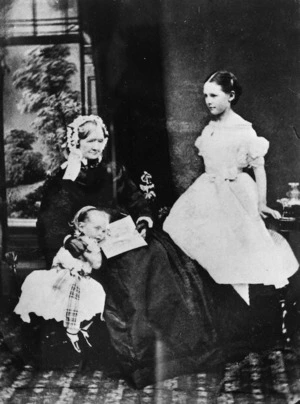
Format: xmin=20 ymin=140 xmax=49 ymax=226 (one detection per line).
xmin=62 ymin=115 xmax=109 ymax=152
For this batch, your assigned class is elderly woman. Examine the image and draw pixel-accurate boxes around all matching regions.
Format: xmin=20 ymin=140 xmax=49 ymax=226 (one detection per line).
xmin=37 ymin=115 xmax=152 ymax=266
xmin=36 ymin=115 xmax=291 ymax=388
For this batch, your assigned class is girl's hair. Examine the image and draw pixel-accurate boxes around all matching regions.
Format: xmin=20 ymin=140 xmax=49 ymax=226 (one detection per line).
xmin=70 ymin=206 xmax=110 ymax=234
xmin=205 ymin=70 xmax=242 ymax=105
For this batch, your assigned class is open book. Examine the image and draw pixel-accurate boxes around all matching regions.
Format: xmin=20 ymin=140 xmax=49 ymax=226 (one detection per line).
xmin=101 ymin=216 xmax=148 ymax=258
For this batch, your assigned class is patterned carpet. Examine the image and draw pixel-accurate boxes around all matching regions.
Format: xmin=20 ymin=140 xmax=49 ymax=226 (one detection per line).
xmin=1 ymin=344 xmax=300 ymax=403
xmin=1 ymin=305 xmax=300 ymax=404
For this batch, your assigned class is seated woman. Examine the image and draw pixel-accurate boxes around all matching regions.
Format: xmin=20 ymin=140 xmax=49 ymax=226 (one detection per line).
xmin=36 ymin=114 xmax=297 ymax=388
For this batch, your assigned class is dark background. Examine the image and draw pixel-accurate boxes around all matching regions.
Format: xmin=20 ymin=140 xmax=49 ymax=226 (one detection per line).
xmin=81 ymin=0 xmax=300 ymax=207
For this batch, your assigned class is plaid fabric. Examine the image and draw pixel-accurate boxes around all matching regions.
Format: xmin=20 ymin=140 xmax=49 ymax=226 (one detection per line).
xmin=64 ymin=280 xmax=81 ymax=329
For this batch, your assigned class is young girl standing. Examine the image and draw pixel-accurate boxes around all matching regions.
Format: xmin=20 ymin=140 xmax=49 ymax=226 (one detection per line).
xmin=14 ymin=206 xmax=109 ymax=353
xmin=163 ymin=70 xmax=299 ymax=304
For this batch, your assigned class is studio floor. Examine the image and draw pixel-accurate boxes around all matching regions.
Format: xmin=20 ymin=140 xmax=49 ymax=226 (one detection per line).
xmin=1 ymin=296 xmax=300 ymax=404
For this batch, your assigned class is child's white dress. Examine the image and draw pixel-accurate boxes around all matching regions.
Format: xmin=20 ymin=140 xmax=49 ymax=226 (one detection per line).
xmin=163 ymin=119 xmax=298 ymax=302
xmin=14 ymin=247 xmax=106 ymax=329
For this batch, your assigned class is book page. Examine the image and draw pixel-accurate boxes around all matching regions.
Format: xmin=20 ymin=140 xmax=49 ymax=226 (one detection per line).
xmin=101 ymin=216 xmax=147 ymax=258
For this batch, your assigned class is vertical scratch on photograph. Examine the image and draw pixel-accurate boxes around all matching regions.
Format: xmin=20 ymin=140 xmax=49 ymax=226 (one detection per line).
xmin=56 ymin=367 xmax=78 ymax=404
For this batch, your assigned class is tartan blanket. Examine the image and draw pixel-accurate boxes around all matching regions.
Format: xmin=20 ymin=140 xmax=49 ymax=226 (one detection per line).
xmin=64 ymin=279 xmax=81 ymax=330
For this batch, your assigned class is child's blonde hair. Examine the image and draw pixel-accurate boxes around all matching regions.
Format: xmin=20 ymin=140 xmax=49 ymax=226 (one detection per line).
xmin=71 ymin=206 xmax=110 ymax=236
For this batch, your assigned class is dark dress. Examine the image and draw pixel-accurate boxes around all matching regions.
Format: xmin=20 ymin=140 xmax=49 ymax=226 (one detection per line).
xmin=36 ymin=160 xmax=290 ymax=388
xmin=37 ymin=161 xmax=153 ymax=268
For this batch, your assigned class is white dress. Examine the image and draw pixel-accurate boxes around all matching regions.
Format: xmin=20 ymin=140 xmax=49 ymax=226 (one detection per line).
xmin=14 ymin=247 xmax=106 ymax=328
xmin=163 ymin=119 xmax=298 ymax=302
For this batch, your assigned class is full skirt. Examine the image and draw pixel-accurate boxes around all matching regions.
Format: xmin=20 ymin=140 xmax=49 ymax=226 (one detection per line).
xmin=95 ymin=229 xmax=291 ymax=388
xmin=163 ymin=173 xmax=298 ymax=288
xmin=14 ymin=268 xmax=106 ymax=327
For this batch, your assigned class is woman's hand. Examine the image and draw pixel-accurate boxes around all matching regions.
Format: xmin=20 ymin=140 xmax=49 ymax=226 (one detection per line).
xmin=258 ymin=203 xmax=281 ymax=220
xmin=83 ymin=249 xmax=102 ymax=270
xmin=82 ymin=237 xmax=102 ymax=269
xmin=63 ymin=149 xmax=83 ymax=181
xmin=136 ymin=220 xmax=149 ymax=239
xmin=68 ymin=148 xmax=82 ymax=160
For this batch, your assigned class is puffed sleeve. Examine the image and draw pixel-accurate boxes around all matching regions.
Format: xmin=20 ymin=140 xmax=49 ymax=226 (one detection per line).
xmin=237 ymin=128 xmax=269 ymax=169
xmin=195 ymin=125 xmax=213 ymax=156
xmin=195 ymin=136 xmax=203 ymax=155
xmin=52 ymin=247 xmax=84 ymax=274
xmin=246 ymin=132 xmax=269 ymax=168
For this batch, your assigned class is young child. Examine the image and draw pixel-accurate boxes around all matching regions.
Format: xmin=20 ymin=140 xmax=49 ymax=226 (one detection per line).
xmin=163 ymin=70 xmax=299 ymax=304
xmin=14 ymin=206 xmax=110 ymax=353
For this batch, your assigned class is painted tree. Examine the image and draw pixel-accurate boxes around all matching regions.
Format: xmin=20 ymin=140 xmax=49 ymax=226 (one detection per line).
xmin=12 ymin=44 xmax=82 ymax=169
xmin=5 ymin=129 xmax=45 ymax=187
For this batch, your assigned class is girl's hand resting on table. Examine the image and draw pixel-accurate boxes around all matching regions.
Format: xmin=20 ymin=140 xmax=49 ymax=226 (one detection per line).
xmin=259 ymin=203 xmax=281 ymax=220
